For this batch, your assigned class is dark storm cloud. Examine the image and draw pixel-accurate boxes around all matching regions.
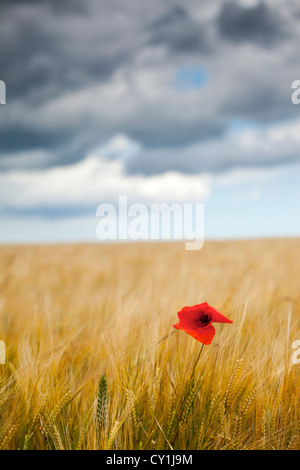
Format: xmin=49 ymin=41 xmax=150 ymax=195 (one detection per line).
xmin=217 ymin=1 xmax=287 ymax=45
xmin=0 ymin=128 xmax=68 ymax=153
xmin=0 ymin=0 xmax=298 ymax=176
xmin=0 ymin=127 xmax=92 ymax=171
xmin=3 ymin=204 xmax=93 ymax=219
xmin=0 ymin=0 xmax=85 ymax=12
xmin=126 ymin=116 xmax=226 ymax=149
xmin=0 ymin=0 xmax=136 ymax=102
xmin=126 ymin=141 xmax=300 ymax=177
xmin=149 ymin=5 xmax=211 ymax=54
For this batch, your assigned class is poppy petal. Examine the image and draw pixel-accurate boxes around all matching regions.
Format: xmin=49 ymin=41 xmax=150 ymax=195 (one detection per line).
xmin=204 ymin=304 xmax=233 ymax=324
xmin=173 ymin=322 xmax=216 ymax=345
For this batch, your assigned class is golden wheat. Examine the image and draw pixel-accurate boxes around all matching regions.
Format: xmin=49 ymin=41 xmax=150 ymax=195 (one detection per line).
xmin=0 ymin=239 xmax=299 ymax=449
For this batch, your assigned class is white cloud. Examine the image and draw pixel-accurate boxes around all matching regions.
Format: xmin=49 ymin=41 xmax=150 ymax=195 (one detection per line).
xmin=0 ymin=137 xmax=211 ymax=212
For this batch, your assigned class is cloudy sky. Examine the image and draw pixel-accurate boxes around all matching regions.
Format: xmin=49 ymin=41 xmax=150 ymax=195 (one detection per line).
xmin=0 ymin=0 xmax=299 ymax=243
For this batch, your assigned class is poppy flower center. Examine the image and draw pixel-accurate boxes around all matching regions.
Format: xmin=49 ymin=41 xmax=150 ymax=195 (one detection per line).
xmin=195 ymin=313 xmax=212 ymax=328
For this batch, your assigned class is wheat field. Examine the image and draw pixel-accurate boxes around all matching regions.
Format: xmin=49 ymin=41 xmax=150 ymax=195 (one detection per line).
xmin=0 ymin=239 xmax=299 ymax=450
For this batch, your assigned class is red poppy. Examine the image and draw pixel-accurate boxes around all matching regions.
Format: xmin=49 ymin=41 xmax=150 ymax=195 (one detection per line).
xmin=173 ymin=302 xmax=232 ymax=345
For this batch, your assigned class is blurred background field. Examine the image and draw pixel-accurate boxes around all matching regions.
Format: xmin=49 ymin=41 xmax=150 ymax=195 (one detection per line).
xmin=0 ymin=239 xmax=299 ymax=450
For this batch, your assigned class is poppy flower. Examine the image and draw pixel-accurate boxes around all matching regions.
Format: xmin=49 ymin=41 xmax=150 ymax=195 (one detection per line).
xmin=173 ymin=302 xmax=232 ymax=345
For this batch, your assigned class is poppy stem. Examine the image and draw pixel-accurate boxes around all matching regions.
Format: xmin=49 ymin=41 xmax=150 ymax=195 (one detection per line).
xmin=190 ymin=343 xmax=205 ymax=383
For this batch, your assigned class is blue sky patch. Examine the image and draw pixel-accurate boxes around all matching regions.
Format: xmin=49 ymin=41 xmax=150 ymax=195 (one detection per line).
xmin=175 ymin=66 xmax=208 ymax=90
